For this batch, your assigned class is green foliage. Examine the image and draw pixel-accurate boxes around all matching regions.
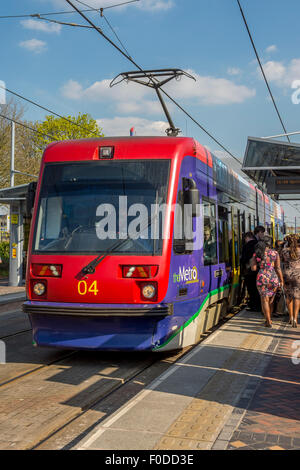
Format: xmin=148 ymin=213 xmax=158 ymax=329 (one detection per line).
xmin=0 ymin=241 xmax=9 ymax=261
xmin=0 ymin=102 xmax=103 ymax=188
xmin=34 ymin=113 xmax=104 ymax=156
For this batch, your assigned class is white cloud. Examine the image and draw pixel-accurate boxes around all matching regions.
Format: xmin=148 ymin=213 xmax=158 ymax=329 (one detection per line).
xmin=136 ymin=0 xmax=174 ymax=11
xmin=261 ymin=59 xmax=300 ymax=87
xmin=165 ymin=69 xmax=256 ymax=105
xmin=262 ymin=61 xmax=286 ymax=82
xmin=61 ymin=69 xmax=256 ymax=114
xmin=60 ymin=79 xmax=84 ymax=100
xmin=19 ymin=38 xmax=47 ymax=54
xmin=97 ymin=116 xmax=169 ymax=136
xmin=20 ymin=19 xmax=61 ymax=34
xmin=227 ymin=67 xmax=242 ymax=76
xmin=61 ymin=78 xmax=162 ymax=116
xmin=265 ymin=45 xmax=277 ymax=54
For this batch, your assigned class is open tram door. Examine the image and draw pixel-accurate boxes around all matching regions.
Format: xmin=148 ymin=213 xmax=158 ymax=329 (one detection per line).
xmin=228 ymin=206 xmax=240 ymax=308
xmin=270 ymin=216 xmax=276 ymax=245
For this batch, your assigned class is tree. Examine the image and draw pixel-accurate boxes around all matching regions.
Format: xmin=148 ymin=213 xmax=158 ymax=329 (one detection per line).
xmin=33 ymin=113 xmax=104 ymax=157
xmin=0 ymin=98 xmax=37 ymax=188
xmin=0 ymin=107 xmax=104 ymax=188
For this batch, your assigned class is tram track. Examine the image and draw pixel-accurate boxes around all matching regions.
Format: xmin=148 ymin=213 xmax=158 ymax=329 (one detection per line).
xmin=33 ymin=304 xmax=247 ymax=450
xmin=30 ymin=354 xmax=165 ymax=450
xmin=0 ymin=302 xmax=245 ymax=450
xmin=0 ymin=349 xmax=78 ymax=388
xmin=0 ymin=328 xmax=32 ymax=340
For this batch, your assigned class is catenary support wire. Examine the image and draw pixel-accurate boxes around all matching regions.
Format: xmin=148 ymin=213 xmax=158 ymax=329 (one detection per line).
xmin=65 ymin=0 xmax=244 ymax=167
xmin=236 ymin=0 xmax=290 ymax=143
xmin=0 ymin=85 xmax=102 ymax=137
xmin=0 ymin=113 xmax=59 ymax=141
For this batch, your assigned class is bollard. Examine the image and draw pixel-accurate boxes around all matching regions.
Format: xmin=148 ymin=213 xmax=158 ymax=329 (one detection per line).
xmin=0 ymin=340 xmax=6 ymax=364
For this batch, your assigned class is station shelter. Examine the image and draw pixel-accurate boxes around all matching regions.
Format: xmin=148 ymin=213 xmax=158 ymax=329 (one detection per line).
xmin=242 ymin=136 xmax=300 ymax=236
xmin=0 ymin=183 xmax=33 ymax=286
xmin=243 ymin=137 xmax=300 ymax=202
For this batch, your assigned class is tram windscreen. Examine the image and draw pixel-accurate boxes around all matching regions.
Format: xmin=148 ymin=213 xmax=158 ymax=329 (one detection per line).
xmin=33 ymin=160 xmax=170 ymax=255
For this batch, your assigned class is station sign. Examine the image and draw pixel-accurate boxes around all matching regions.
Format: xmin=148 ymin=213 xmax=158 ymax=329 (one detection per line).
xmin=11 ymin=214 xmax=18 ymax=225
xmin=267 ymin=177 xmax=300 ymax=194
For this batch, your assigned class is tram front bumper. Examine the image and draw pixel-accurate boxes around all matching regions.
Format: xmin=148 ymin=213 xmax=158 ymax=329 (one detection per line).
xmin=23 ymin=301 xmax=173 ymax=317
xmin=23 ymin=301 xmax=174 ymax=351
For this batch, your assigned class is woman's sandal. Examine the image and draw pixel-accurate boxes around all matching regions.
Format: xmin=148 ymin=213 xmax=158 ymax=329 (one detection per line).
xmin=292 ymin=320 xmax=298 ymax=328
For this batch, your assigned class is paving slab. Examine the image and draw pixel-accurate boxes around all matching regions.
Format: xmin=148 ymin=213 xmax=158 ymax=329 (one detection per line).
xmin=78 ymin=310 xmax=282 ymax=451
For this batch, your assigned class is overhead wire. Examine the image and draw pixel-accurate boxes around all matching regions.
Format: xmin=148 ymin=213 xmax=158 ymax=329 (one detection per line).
xmin=0 ymin=9 xmax=95 ymax=19
xmin=236 ymin=0 xmax=290 ymax=143
xmin=34 ymin=16 xmax=94 ymax=29
xmin=0 ymin=0 xmax=140 ymax=19
xmin=101 ymin=12 xmax=132 ymax=58
xmin=0 ymin=113 xmax=59 ymax=141
xmin=34 ymin=9 xmax=132 ymax=57
xmin=74 ymin=0 xmax=139 ymax=11
xmin=65 ymin=0 xmax=244 ymax=167
xmin=0 ymin=1 xmax=136 ymax=139
xmin=0 ymin=85 xmax=102 ymax=137
xmin=72 ymin=0 xmax=138 ymax=58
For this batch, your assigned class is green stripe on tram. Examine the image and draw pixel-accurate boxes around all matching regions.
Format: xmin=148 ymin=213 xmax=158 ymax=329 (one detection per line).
xmin=154 ymin=284 xmax=233 ymax=351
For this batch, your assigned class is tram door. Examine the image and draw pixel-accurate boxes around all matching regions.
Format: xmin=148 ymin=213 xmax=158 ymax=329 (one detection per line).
xmin=202 ymin=197 xmax=224 ymax=329
xmin=248 ymin=214 xmax=252 ymax=232
xmin=229 ymin=207 xmax=240 ymax=307
xmin=270 ymin=217 xmax=275 ymax=245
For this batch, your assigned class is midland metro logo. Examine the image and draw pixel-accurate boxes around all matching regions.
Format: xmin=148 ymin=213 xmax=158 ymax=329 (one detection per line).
xmin=173 ymin=266 xmax=199 ymax=284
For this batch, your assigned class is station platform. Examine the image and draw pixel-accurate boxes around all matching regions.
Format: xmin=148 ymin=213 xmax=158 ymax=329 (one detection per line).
xmin=0 ymin=279 xmax=25 ymax=304
xmin=77 ymin=309 xmax=300 ymax=451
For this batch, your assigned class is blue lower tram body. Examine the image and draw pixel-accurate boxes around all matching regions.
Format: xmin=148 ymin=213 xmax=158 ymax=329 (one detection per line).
xmin=24 ymin=296 xmax=209 ymax=352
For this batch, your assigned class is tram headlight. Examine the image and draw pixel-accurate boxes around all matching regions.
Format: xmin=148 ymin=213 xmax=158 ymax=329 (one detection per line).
xmin=33 ymin=282 xmax=46 ymax=296
xmin=141 ymin=283 xmax=157 ymax=300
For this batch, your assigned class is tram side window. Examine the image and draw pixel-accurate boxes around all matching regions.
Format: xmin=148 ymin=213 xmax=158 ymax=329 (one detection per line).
xmin=203 ymin=199 xmax=217 ymax=266
xmin=218 ymin=206 xmax=229 ymax=264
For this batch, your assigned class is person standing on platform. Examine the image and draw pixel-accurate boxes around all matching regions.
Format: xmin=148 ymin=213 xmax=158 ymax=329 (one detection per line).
xmin=254 ymin=225 xmax=266 ymax=242
xmin=281 ymin=234 xmax=300 ymax=328
xmin=243 ymin=225 xmax=266 ymax=312
xmin=251 ymin=235 xmax=284 ymax=328
xmin=241 ymin=232 xmax=261 ymax=311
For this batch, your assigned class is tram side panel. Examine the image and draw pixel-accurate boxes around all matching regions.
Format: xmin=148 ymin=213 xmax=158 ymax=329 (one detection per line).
xmin=155 ymin=154 xmax=231 ymax=352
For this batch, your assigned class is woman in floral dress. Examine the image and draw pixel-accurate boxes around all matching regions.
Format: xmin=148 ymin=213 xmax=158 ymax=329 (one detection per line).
xmin=251 ymin=235 xmax=284 ymax=328
xmin=281 ymin=234 xmax=300 ymax=328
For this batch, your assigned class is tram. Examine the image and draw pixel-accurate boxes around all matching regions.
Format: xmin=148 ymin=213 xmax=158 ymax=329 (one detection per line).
xmin=23 ymin=136 xmax=284 ymax=352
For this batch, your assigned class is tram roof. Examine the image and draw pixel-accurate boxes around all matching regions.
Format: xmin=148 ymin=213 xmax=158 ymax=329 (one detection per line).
xmin=242 ymin=136 xmax=300 ymax=200
xmin=44 ymin=136 xmax=196 ymax=157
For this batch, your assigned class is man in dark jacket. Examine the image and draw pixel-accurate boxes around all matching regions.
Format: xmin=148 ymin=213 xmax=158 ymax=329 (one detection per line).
xmin=241 ymin=231 xmax=261 ymax=311
xmin=254 ymin=225 xmax=266 ymax=242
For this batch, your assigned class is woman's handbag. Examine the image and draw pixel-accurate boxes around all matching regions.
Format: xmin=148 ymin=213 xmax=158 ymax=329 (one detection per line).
xmin=274 ymin=287 xmax=288 ymax=315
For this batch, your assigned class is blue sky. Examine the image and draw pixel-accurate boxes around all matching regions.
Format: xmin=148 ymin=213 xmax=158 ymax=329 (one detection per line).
xmin=1 ymin=0 xmax=300 ymax=222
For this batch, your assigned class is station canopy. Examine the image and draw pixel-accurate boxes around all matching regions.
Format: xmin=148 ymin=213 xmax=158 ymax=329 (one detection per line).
xmin=0 ymin=183 xmax=28 ymax=203
xmin=242 ymin=137 xmax=300 ymax=200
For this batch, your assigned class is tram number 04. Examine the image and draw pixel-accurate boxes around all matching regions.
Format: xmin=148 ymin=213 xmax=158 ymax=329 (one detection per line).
xmin=77 ymin=280 xmax=99 ymax=296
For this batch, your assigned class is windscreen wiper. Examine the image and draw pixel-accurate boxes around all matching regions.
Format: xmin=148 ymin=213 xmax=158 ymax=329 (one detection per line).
xmin=80 ymin=216 xmax=157 ymax=276
xmin=81 ymin=235 xmax=134 ymax=275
